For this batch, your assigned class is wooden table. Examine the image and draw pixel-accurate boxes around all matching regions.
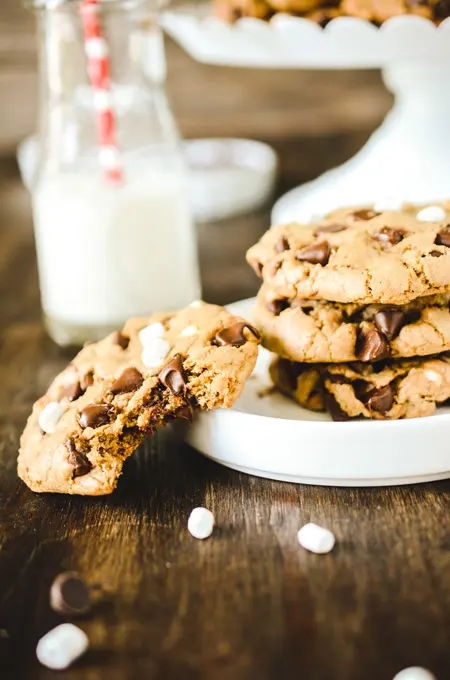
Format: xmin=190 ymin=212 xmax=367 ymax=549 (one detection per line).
xmin=1 ymin=37 xmax=450 ymax=680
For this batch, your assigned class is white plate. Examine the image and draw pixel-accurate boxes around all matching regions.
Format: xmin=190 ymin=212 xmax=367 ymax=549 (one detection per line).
xmin=161 ymin=6 xmax=450 ymax=68
xmin=186 ymin=298 xmax=450 ymax=486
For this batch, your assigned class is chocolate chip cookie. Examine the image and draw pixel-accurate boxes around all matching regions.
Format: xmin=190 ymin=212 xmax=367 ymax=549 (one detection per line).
xmin=255 ymin=284 xmax=450 ymax=363
xmin=340 ymin=0 xmax=448 ymax=24
xmin=247 ymin=204 xmax=450 ymax=305
xmin=18 ymin=304 xmax=259 ymax=495
xmin=271 ymin=354 xmax=450 ymax=420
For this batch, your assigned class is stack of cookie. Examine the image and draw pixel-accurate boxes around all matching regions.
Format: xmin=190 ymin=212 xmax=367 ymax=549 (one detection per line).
xmin=246 ymin=204 xmax=450 ymax=420
xmin=215 ymin=0 xmax=450 ymax=27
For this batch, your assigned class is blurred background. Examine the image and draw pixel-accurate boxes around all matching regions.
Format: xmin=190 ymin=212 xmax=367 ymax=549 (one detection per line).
xmin=0 ymin=0 xmax=391 ymax=307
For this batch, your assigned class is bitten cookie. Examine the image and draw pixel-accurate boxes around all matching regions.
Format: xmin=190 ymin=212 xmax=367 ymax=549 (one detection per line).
xmin=270 ymin=354 xmax=450 ymax=420
xmin=247 ymin=204 xmax=450 ymax=305
xmin=18 ymin=304 xmax=259 ymax=495
xmin=255 ymin=284 xmax=450 ymax=363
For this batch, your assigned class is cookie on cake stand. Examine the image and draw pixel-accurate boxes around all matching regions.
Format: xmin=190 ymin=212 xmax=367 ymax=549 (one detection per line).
xmin=161 ymin=7 xmax=450 ymax=221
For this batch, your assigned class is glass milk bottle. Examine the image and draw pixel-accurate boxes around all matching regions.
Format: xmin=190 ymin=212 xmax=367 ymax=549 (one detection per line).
xmin=28 ymin=0 xmax=201 ymax=346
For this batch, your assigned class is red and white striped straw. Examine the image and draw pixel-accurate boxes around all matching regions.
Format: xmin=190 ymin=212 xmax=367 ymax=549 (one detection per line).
xmin=80 ymin=0 xmax=124 ymax=185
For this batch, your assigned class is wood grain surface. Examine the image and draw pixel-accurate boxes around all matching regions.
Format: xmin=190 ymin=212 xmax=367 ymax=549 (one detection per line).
xmin=1 ymin=7 xmax=450 ymax=679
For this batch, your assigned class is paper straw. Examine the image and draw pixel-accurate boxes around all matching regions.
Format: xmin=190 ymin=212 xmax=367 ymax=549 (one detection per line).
xmin=80 ymin=0 xmax=124 ymax=184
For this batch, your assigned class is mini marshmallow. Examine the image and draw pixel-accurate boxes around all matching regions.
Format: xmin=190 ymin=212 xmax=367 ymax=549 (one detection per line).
xmin=298 ymin=523 xmax=335 ymax=554
xmin=373 ymin=197 xmax=404 ymax=212
xmin=36 ymin=623 xmax=88 ymax=670
xmin=416 ymin=206 xmax=446 ymax=222
xmin=188 ymin=507 xmax=215 ymax=539
xmin=180 ymin=325 xmax=198 ymax=337
xmin=139 ymin=322 xmax=165 ymax=346
xmin=38 ymin=402 xmax=66 ymax=434
xmin=393 ymin=668 xmax=436 ymax=680
xmin=84 ymin=37 xmax=109 ymax=59
xmin=141 ymin=338 xmax=170 ymax=369
xmin=189 ymin=300 xmax=204 ymax=308
xmin=424 ymin=369 xmax=442 ymax=384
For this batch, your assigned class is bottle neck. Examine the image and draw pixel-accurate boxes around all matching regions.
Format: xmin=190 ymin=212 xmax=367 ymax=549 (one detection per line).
xmin=34 ymin=2 xmax=178 ymax=177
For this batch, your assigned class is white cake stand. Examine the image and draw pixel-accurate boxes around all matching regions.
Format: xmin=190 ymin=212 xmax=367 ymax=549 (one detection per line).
xmin=186 ymin=298 xmax=450 ymax=487
xmin=161 ymin=7 xmax=450 ymax=223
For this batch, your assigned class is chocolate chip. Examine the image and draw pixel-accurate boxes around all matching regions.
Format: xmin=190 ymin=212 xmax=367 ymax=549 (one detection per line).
xmin=78 ymin=404 xmax=111 ymax=429
xmin=112 ymin=331 xmax=130 ymax=349
xmin=434 ymin=227 xmax=450 ymax=248
xmin=373 ymin=308 xmax=408 ymax=341
xmin=176 ymin=403 xmax=194 ymax=423
xmin=80 ymin=372 xmax=94 ymax=390
xmin=373 ymin=227 xmax=406 ymax=245
xmin=110 ymin=367 xmax=144 ymax=395
xmin=352 ymin=209 xmax=380 ymax=221
xmin=356 ymin=384 xmax=394 ymax=415
xmin=434 ymin=0 xmax=450 ymax=19
xmin=356 ymin=328 xmax=390 ymax=362
xmin=251 ymin=261 xmax=263 ymax=278
xmin=267 ymin=299 xmax=289 ymax=315
xmin=275 ymin=236 xmax=289 ymax=253
xmin=314 ymin=223 xmax=347 ymax=236
xmin=66 ymin=439 xmax=92 ymax=477
xmin=296 ymin=241 xmax=330 ymax=266
xmin=159 ymin=354 xmax=187 ymax=395
xmin=50 ymin=572 xmax=91 ymax=616
xmin=430 ymin=250 xmax=443 ymax=257
xmin=214 ymin=322 xmax=260 ymax=347
xmin=59 ymin=381 xmax=84 ymax=402
xmin=325 ymin=393 xmax=350 ymax=421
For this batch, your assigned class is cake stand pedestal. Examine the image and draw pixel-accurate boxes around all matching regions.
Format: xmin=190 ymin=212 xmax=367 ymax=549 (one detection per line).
xmin=161 ymin=9 xmax=450 ymax=222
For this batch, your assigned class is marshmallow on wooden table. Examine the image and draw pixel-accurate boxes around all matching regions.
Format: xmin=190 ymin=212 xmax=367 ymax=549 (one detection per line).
xmin=298 ymin=523 xmax=335 ymax=554
xmin=188 ymin=507 xmax=215 ymax=539
xmin=36 ymin=624 xmax=88 ymax=670
xmin=393 ymin=668 xmax=436 ymax=680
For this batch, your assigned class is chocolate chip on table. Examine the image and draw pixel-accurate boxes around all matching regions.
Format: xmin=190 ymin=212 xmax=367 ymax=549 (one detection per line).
xmin=356 ymin=383 xmax=394 ymax=415
xmin=112 ymin=331 xmax=130 ymax=349
xmin=159 ymin=355 xmax=187 ymax=396
xmin=58 ymin=382 xmax=84 ymax=402
xmin=373 ymin=227 xmax=406 ymax=245
xmin=314 ymin=223 xmax=347 ymax=236
xmin=373 ymin=308 xmax=408 ymax=341
xmin=50 ymin=572 xmax=91 ymax=616
xmin=66 ymin=439 xmax=92 ymax=477
xmin=214 ymin=322 xmax=260 ymax=347
xmin=275 ymin=236 xmax=290 ymax=253
xmin=434 ymin=226 xmax=450 ymax=247
xmin=110 ymin=367 xmax=144 ymax=395
xmin=77 ymin=404 xmax=111 ymax=429
xmin=296 ymin=241 xmax=330 ymax=266
xmin=352 ymin=209 xmax=380 ymax=221
xmin=266 ymin=299 xmax=289 ymax=315
xmin=356 ymin=328 xmax=390 ymax=362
